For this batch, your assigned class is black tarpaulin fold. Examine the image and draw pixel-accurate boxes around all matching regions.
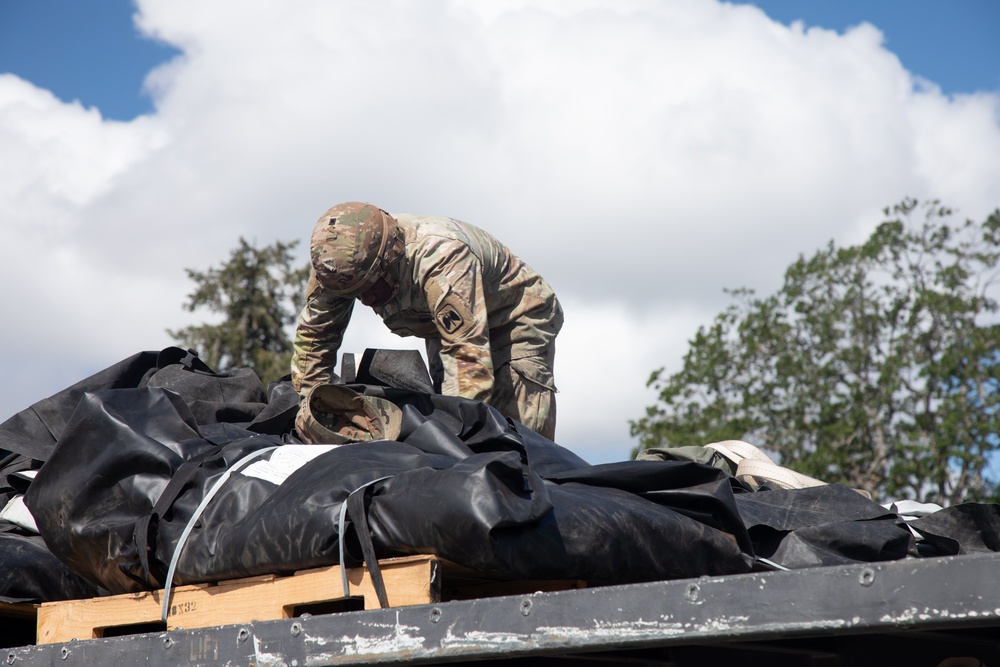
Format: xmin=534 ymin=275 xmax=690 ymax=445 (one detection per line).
xmin=5 ymin=347 xmax=998 ymax=604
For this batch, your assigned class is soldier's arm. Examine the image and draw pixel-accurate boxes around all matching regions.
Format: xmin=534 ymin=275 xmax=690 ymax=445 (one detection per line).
xmin=423 ymin=244 xmax=494 ymax=403
xmin=291 ymin=271 xmax=355 ymax=395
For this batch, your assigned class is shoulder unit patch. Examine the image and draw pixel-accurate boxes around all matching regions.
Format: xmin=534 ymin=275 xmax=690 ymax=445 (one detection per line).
xmin=438 ymin=304 xmax=465 ymax=335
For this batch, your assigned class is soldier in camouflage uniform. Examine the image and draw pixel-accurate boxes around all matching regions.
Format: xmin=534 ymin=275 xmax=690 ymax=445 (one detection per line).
xmin=292 ymin=202 xmax=564 ymax=441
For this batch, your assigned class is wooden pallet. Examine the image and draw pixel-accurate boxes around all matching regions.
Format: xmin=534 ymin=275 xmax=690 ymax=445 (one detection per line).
xmin=35 ymin=555 xmax=584 ymax=645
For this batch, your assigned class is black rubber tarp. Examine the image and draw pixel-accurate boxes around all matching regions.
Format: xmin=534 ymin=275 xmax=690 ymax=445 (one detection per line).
xmin=0 ymin=525 xmax=103 ymax=604
xmin=24 ymin=382 xmax=758 ymax=594
xmin=5 ymin=347 xmax=997 ymax=603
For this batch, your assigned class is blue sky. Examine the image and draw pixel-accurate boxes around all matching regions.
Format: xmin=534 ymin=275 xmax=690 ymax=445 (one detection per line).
xmin=1 ymin=0 xmax=998 ymax=121
xmin=741 ymin=1 xmax=1000 ymax=93
xmin=0 ymin=0 xmax=179 ymax=120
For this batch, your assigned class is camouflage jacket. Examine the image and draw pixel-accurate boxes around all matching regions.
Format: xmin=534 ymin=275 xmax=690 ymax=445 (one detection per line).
xmin=292 ymin=215 xmax=563 ymax=402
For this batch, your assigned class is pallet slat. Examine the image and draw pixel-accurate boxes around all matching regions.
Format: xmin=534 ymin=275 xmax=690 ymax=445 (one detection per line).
xmin=33 ymin=555 xmax=586 ymax=645
xmin=36 ymin=555 xmax=439 ymax=644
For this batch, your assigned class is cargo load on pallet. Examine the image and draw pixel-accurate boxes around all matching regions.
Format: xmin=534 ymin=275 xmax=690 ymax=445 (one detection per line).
xmin=0 ymin=346 xmax=998 ymax=652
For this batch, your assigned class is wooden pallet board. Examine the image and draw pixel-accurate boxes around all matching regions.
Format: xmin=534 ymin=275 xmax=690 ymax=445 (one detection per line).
xmin=35 ymin=555 xmax=586 ymax=645
xmin=36 ymin=555 xmax=438 ymax=644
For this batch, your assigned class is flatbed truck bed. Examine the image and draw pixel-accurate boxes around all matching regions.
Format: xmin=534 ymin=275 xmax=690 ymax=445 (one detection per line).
xmin=4 ymin=551 xmax=998 ymax=666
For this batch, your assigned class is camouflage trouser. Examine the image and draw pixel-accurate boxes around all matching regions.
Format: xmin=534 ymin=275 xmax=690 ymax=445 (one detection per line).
xmin=490 ymin=358 xmax=557 ymax=442
xmin=427 ymin=343 xmax=558 ymax=441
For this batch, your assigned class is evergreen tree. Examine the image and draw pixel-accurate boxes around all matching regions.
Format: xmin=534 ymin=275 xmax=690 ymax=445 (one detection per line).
xmin=169 ymin=237 xmax=310 ymax=384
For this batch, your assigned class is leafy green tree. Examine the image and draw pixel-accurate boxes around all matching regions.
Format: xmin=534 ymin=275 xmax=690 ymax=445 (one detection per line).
xmin=631 ymin=199 xmax=1000 ymax=505
xmin=169 ymin=237 xmax=310 ymax=384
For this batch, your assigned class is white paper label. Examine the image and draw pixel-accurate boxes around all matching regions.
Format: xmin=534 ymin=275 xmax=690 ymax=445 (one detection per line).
xmin=240 ymin=444 xmax=339 ymax=486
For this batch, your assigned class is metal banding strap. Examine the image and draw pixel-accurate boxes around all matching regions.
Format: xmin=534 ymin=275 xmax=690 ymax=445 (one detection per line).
xmin=134 ymin=441 xmax=230 ymax=586
xmin=159 ymin=445 xmax=281 ymax=622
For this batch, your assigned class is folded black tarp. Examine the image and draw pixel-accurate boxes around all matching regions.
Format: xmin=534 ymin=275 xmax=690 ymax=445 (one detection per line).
xmin=7 ymin=347 xmax=997 ymax=604
xmin=0 ymin=347 xmax=298 ymax=602
xmin=733 ymin=484 xmax=914 ymax=568
xmin=0 ymin=525 xmax=103 ymax=604
xmin=24 ymin=381 xmax=757 ymax=595
xmin=0 ymin=347 xmax=299 ymax=466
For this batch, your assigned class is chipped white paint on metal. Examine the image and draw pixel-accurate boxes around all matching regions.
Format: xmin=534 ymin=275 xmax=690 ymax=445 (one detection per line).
xmin=253 ymin=634 xmax=287 ymax=667
xmin=440 ymin=627 xmax=531 ymax=649
xmin=251 ymin=612 xmax=429 ymax=666
xmin=331 ymin=611 xmax=426 ymax=656
xmin=533 ymin=621 xmax=687 ymax=642
xmin=688 ymin=615 xmax=753 ymax=632
xmin=879 ymin=607 xmax=999 ymax=624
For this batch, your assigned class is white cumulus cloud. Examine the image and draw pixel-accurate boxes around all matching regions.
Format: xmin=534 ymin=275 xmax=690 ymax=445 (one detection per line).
xmin=1 ymin=0 xmax=998 ymax=462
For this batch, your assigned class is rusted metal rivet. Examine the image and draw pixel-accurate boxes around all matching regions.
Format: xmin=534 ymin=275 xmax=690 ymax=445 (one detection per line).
xmin=859 ymin=568 xmax=875 ymax=587
xmin=430 ymin=607 xmax=442 ymax=623
xmin=520 ymin=599 xmax=532 ymax=616
xmin=685 ymin=583 xmax=700 ymax=602
xmin=238 ymin=628 xmax=249 ymax=643
xmin=291 ymin=622 xmax=302 ymax=637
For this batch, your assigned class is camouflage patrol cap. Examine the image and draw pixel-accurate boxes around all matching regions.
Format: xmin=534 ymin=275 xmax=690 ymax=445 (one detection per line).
xmin=310 ymin=202 xmax=405 ymax=297
xmin=296 ymin=383 xmax=403 ymax=444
